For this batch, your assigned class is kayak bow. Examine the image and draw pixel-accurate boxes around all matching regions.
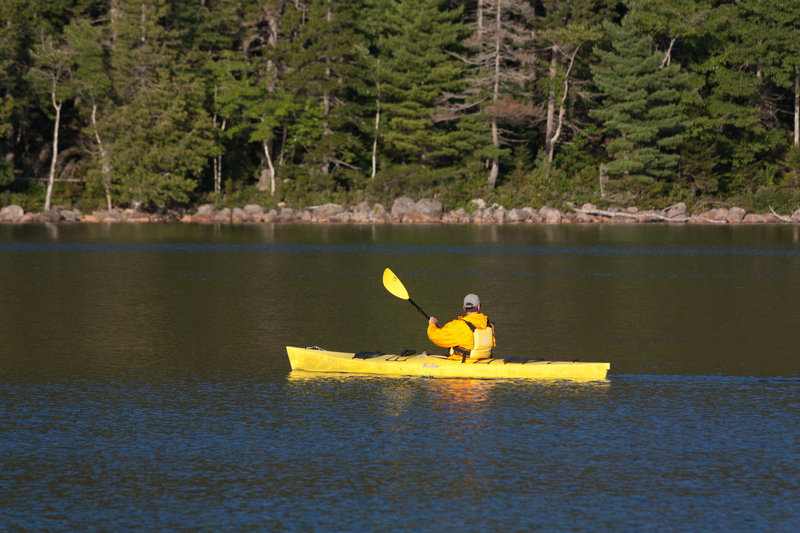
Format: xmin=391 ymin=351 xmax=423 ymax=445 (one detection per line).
xmin=286 ymin=346 xmax=610 ymax=381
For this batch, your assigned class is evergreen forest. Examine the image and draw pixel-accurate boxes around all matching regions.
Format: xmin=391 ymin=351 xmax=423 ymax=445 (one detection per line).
xmin=3 ymin=0 xmax=800 ymax=214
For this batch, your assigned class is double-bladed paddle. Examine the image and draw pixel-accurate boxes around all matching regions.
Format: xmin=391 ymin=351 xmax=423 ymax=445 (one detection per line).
xmin=382 ymin=268 xmax=431 ymax=321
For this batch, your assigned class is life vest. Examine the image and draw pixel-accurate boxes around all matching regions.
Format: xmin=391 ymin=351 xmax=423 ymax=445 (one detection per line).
xmin=450 ymin=318 xmax=495 ymax=361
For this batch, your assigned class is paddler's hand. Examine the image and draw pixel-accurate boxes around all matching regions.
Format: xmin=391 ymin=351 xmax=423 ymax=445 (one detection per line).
xmin=428 ymin=317 xmax=438 ymax=326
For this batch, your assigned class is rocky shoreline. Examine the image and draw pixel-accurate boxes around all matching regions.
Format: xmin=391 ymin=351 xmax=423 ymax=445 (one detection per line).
xmin=2 ymin=197 xmax=800 ymax=225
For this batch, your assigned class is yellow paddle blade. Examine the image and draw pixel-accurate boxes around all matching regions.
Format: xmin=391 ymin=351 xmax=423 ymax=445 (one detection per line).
xmin=382 ymin=268 xmax=409 ymax=300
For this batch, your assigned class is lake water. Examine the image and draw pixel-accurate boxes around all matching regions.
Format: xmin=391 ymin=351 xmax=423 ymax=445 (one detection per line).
xmin=1 ymin=223 xmax=798 ymax=531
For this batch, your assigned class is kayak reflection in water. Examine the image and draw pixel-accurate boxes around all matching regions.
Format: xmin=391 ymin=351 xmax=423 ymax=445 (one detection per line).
xmin=426 ymin=293 xmax=496 ymax=362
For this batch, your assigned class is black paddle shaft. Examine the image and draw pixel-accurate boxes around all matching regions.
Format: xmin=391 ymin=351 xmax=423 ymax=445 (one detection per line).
xmin=408 ymin=298 xmax=430 ymax=321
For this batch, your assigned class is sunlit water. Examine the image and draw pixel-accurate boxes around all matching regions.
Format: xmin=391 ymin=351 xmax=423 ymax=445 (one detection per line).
xmin=1 ymin=223 xmax=799 ymax=531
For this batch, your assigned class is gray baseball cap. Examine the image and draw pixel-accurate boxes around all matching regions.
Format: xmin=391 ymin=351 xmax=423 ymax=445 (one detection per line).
xmin=463 ymin=293 xmax=480 ymax=309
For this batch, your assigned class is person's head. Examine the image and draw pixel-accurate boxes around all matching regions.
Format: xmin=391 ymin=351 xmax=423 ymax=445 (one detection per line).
xmin=463 ymin=293 xmax=481 ymax=314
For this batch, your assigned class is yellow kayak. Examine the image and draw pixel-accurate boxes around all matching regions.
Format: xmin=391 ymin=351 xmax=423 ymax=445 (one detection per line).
xmin=286 ymin=346 xmax=610 ymax=381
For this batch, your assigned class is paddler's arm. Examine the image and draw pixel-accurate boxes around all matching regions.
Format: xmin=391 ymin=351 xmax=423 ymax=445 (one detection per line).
xmin=427 ymin=317 xmax=464 ymax=348
xmin=427 ymin=317 xmax=440 ymax=344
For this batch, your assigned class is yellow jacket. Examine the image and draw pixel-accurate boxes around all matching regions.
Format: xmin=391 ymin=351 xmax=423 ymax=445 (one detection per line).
xmin=427 ymin=313 xmax=495 ymax=357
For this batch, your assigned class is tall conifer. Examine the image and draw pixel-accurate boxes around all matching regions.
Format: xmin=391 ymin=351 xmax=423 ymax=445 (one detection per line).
xmin=685 ymin=2 xmax=784 ymax=196
xmin=590 ymin=15 xmax=687 ymax=199
xmin=378 ymin=0 xmax=467 ymax=168
xmin=104 ymin=0 xmax=216 ymax=207
xmin=281 ymin=0 xmax=371 ymax=184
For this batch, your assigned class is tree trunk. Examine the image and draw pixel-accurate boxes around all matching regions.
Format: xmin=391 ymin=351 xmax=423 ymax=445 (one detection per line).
xmin=216 ymin=150 xmax=223 ymax=194
xmin=546 ymin=45 xmax=580 ymax=178
xmin=212 ymin=84 xmax=225 ymax=194
xmin=795 ymin=67 xmax=799 ymax=147
xmin=487 ymin=0 xmax=501 ymax=188
xmin=261 ymin=140 xmax=276 ymax=195
xmin=213 ymin=118 xmax=226 ymax=194
xmin=278 ymin=120 xmax=288 ymax=167
xmin=322 ymin=83 xmax=331 ymax=175
xmin=140 ymin=2 xmax=147 ymax=43
xmin=109 ymin=0 xmax=119 ymax=49
xmin=4 ymin=86 xmax=15 ymax=176
xmin=91 ymin=101 xmax=112 ymax=211
xmin=45 ymin=83 xmax=62 ymax=212
xmin=544 ymin=46 xmax=558 ymax=170
xmin=476 ymin=0 xmax=485 ymax=41
xmin=372 ymin=88 xmax=380 ymax=179
xmin=320 ymin=1 xmax=332 ymax=175
xmin=660 ymin=37 xmax=676 ymax=69
xmin=599 ymin=164 xmax=608 ymax=200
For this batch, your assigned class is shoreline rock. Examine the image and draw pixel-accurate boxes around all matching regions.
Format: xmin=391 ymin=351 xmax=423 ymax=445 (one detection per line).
xmin=2 ymin=201 xmax=799 ymax=226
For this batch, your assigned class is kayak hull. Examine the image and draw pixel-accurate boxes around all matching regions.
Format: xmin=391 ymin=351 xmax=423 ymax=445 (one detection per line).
xmin=286 ymin=346 xmax=610 ymax=381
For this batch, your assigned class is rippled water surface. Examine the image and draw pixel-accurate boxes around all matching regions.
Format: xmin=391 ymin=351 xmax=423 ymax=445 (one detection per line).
xmin=1 ymin=223 xmax=799 ymax=531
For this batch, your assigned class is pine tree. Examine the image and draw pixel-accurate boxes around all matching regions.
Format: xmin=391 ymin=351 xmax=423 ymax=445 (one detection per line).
xmin=378 ymin=0 xmax=468 ymax=168
xmin=685 ymin=1 xmax=785 ymax=196
xmin=280 ymin=0 xmax=372 ymax=186
xmin=590 ymin=15 xmax=687 ymax=199
xmin=628 ymin=0 xmax=711 ymax=196
xmin=0 ymin=1 xmax=23 ymax=186
xmin=629 ymin=0 xmax=708 ymax=69
xmin=222 ymin=0 xmax=298 ymax=196
xmin=102 ymin=0 xmax=217 ymax=208
xmin=739 ymin=0 xmax=800 ymax=187
xmin=171 ymin=0 xmax=243 ymax=196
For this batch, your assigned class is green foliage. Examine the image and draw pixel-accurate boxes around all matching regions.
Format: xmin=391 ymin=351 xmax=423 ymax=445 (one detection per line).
xmin=0 ymin=181 xmax=44 ymax=212
xmin=683 ymin=1 xmax=794 ymax=201
xmin=200 ymin=185 xmax=281 ymax=211
xmin=378 ymin=0 xmax=469 ymax=168
xmin=783 ymin=146 xmax=800 ymax=186
xmin=3 ymin=0 xmax=800 ymax=212
xmin=0 ymin=157 xmax=12 ymax=187
xmin=280 ymin=1 xmax=372 ymax=176
xmin=731 ymin=186 xmax=800 ymax=214
xmin=109 ymin=70 xmax=216 ymax=207
xmin=590 ymin=16 xmax=688 ymax=201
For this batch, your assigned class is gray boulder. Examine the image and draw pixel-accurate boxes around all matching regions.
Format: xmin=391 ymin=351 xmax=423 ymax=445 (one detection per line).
xmin=507 ymin=208 xmax=531 ymax=223
xmin=196 ymin=204 xmax=216 ymax=217
xmin=244 ymin=204 xmax=264 ymax=217
xmin=214 ymin=207 xmax=232 ymax=222
xmin=726 ymin=207 xmax=746 ymax=223
xmin=39 ymin=209 xmax=65 ymax=222
xmin=540 ymin=206 xmax=562 ymax=224
xmin=391 ymin=196 xmax=417 ymax=218
xmin=470 ymin=198 xmax=487 ymax=210
xmin=0 ymin=205 xmax=24 ymax=220
xmin=232 ymin=207 xmax=247 ymax=221
xmin=312 ymin=203 xmax=345 ymax=219
xmin=61 ymin=208 xmax=81 ymax=222
xmin=665 ymin=202 xmax=690 ymax=219
xmin=415 ymin=198 xmax=443 ymax=219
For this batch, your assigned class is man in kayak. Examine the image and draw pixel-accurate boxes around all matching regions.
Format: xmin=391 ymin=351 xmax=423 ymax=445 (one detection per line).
xmin=427 ymin=293 xmax=496 ymax=361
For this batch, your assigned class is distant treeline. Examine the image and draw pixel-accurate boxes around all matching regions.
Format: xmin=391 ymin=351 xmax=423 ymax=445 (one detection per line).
xmin=2 ymin=1 xmax=800 ymax=213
